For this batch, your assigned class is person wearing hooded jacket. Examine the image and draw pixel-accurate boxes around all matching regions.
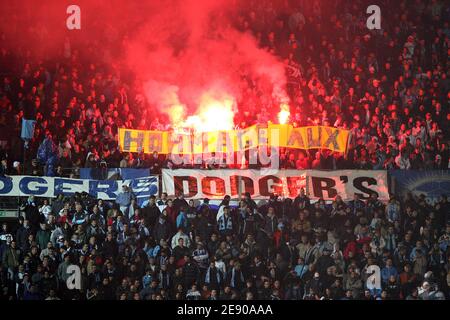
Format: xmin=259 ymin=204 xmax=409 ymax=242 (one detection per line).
xmin=22 ymin=196 xmax=42 ymax=233
xmin=153 ymin=216 xmax=171 ymax=243
xmin=141 ymin=195 xmax=161 ymax=228
xmin=16 ymin=217 xmax=32 ymax=251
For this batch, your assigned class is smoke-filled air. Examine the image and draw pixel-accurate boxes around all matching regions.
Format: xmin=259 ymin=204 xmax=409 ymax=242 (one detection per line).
xmin=125 ymin=0 xmax=289 ymax=132
xmin=0 ymin=0 xmax=292 ymax=132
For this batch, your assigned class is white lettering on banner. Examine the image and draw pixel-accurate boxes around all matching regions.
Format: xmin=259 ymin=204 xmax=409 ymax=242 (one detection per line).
xmin=0 ymin=176 xmax=158 ymax=200
xmin=162 ymin=169 xmax=389 ymax=201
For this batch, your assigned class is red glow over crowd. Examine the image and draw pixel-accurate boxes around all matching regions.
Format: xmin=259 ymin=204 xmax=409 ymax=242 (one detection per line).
xmin=0 ymin=0 xmax=448 ymax=301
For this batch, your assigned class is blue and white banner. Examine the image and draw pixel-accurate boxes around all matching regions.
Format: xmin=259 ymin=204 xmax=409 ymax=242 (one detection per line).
xmin=0 ymin=175 xmax=158 ymax=201
xmin=390 ymin=170 xmax=450 ymax=203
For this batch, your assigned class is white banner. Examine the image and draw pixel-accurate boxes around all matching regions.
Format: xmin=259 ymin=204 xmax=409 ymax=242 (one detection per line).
xmin=307 ymin=170 xmax=389 ymax=201
xmin=162 ymin=169 xmax=389 ymax=201
xmin=162 ymin=169 xmax=307 ymax=200
xmin=0 ymin=175 xmax=158 ymax=202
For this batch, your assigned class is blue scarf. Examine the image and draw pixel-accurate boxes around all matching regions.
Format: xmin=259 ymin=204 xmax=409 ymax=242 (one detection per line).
xmin=230 ymin=268 xmax=244 ymax=288
xmin=205 ymin=267 xmax=221 ymax=285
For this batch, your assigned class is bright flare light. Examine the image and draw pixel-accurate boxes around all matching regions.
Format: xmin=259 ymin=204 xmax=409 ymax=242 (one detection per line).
xmin=168 ymin=104 xmax=186 ymax=126
xmin=183 ymin=94 xmax=235 ymax=132
xmin=278 ymin=103 xmax=290 ymax=124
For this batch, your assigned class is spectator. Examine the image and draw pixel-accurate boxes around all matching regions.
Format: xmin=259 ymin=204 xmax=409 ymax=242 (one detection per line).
xmin=0 ymin=0 xmax=448 ymax=301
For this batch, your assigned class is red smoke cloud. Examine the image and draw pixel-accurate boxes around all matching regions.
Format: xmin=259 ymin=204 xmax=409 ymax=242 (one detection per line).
xmin=0 ymin=0 xmax=290 ymax=131
xmin=124 ymin=0 xmax=289 ymax=131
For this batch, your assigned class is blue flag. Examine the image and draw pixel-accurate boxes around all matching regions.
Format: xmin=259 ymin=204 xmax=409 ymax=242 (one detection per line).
xmin=21 ymin=119 xmax=36 ymax=140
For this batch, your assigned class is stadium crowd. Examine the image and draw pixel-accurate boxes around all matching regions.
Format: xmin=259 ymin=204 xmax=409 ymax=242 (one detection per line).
xmin=0 ymin=0 xmax=449 ymax=301
xmin=0 ymin=190 xmax=449 ymax=300
xmin=0 ymin=0 xmax=448 ymax=176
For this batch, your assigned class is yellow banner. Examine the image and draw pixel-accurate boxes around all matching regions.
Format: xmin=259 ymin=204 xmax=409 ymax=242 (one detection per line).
xmin=118 ymin=125 xmax=349 ymax=154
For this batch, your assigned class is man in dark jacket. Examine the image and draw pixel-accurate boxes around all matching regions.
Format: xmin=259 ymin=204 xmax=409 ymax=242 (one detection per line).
xmin=183 ymin=255 xmax=200 ymax=288
xmin=172 ymin=238 xmax=190 ymax=262
xmin=264 ymin=207 xmax=278 ymax=238
xmin=285 ymin=278 xmax=304 ymax=300
xmin=315 ymin=248 xmax=335 ymax=275
xmin=142 ymin=195 xmax=161 ymax=228
xmin=0 ymin=159 xmax=8 ymax=177
xmin=192 ymin=209 xmax=209 ymax=241
xmin=153 ymin=216 xmax=171 ymax=243
xmin=226 ymin=262 xmax=245 ymax=291
xmin=293 ymin=188 xmax=310 ymax=211
xmin=205 ymin=261 xmax=224 ymax=291
xmin=16 ymin=217 xmax=32 ymax=251
xmin=148 ymin=151 xmax=162 ymax=175
xmin=2 ymin=240 xmax=20 ymax=279
xmin=243 ymin=192 xmax=257 ymax=211
xmin=173 ymin=193 xmax=189 ymax=214
xmin=22 ymin=196 xmax=42 ymax=233
xmin=259 ymin=194 xmax=282 ymax=216
xmin=36 ymin=223 xmax=51 ymax=250
xmin=102 ymin=233 xmax=118 ymax=260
